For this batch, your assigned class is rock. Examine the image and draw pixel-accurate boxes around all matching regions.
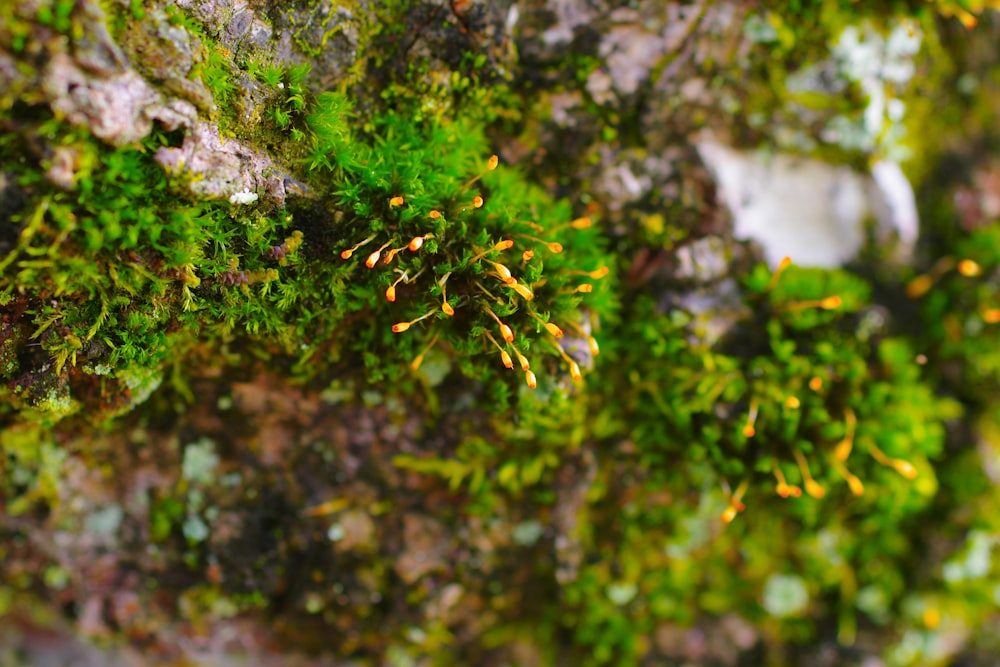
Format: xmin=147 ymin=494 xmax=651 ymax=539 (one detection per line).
xmin=394 ymin=513 xmax=448 ymax=585
xmin=154 ymin=121 xmax=286 ymax=206
xmin=697 ymin=140 xmax=917 ymax=268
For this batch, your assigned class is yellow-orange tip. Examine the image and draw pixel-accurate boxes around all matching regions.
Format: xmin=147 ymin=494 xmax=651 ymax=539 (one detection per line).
xmin=392 ymin=322 xmax=410 ymax=333
xmin=808 ymin=376 xmax=823 ymax=392
xmin=545 ymin=323 xmax=563 ymax=338
xmin=500 ymin=324 xmax=514 ymax=344
xmin=386 ymin=286 xmax=396 ymax=302
xmin=487 ymin=154 xmax=499 ymax=171
xmin=569 ymin=361 xmax=582 ymax=382
xmin=587 ymin=336 xmax=599 ymax=356
xmin=958 ymin=259 xmax=981 ymax=276
xmin=365 ymin=251 xmax=381 ymax=269
xmin=429 ymin=210 xmax=442 ymax=219
xmin=742 ymin=425 xmax=755 ymax=438
xmin=547 ymin=242 xmax=563 ymax=253
xmin=893 ymin=459 xmax=918 ymax=479
xmin=473 ymin=196 xmax=484 ymax=208
xmin=571 ymin=217 xmax=592 ymax=229
xmin=721 ymin=506 xmax=737 ymax=524
xmin=804 ymin=480 xmax=826 ymax=499
xmin=408 ymin=236 xmax=424 ymax=252
xmin=442 ymin=301 xmax=454 ymax=316
xmin=512 ymin=282 xmax=534 ymax=301
xmin=496 ymin=239 xmax=514 ymax=250
xmin=522 ymin=250 xmax=535 ymax=262
xmin=525 ymin=370 xmax=537 ymax=389
xmin=500 ymin=351 xmax=513 ymax=369
xmin=340 ymin=249 xmax=354 ymax=259
xmin=821 ymin=295 xmax=842 ymax=309
xmin=785 ymin=396 xmax=800 ymax=409
xmin=389 ymin=195 xmax=404 ymax=207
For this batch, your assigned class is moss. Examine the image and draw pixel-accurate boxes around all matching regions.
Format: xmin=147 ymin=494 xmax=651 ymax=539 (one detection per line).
xmin=4 ymin=1 xmax=1000 ymax=665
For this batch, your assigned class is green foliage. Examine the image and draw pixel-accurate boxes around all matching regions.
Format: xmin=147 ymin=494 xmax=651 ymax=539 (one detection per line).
xmin=303 ymin=93 xmax=614 ymax=400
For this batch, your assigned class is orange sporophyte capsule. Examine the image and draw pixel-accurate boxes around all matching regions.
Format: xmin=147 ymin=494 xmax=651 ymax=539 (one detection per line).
xmin=743 ymin=400 xmax=759 ymax=438
xmin=484 ymin=331 xmax=512 ymax=369
xmin=340 ymin=234 xmax=376 ymax=259
xmin=495 ymin=239 xmax=514 ymax=250
xmin=568 ymin=360 xmax=582 ymax=382
xmin=525 ymin=370 xmax=537 ymax=389
xmin=522 ymin=250 xmax=535 ymax=262
xmin=820 ymin=295 xmax=842 ymax=309
xmin=587 ymin=336 xmax=599 ymax=356
xmin=868 ymin=443 xmax=918 ymax=479
xmin=906 ymin=275 xmax=934 ymax=298
xmin=392 ymin=309 xmax=435 ymax=333
xmin=513 ymin=348 xmax=530 ymax=372
xmin=389 ymin=195 xmax=404 ymax=207
xmin=773 ymin=465 xmax=801 ymax=498
xmin=571 ymin=216 xmax=592 ymax=229
xmin=365 ymin=241 xmax=392 ymax=269
xmin=408 ymin=236 xmax=425 ymax=252
xmin=958 ymin=259 xmax=981 ymax=276
xmin=576 ymin=284 xmax=593 ymax=293
xmin=386 ymin=285 xmax=396 ymax=302
xmin=721 ymin=505 xmax=738 ymax=523
xmin=893 ymin=459 xmax=918 ymax=479
xmin=487 ymin=154 xmax=499 ymax=171
xmin=793 ymin=449 xmax=825 ymax=499
xmin=766 ymin=256 xmax=793 ymax=290
xmin=511 ymin=281 xmax=534 ymax=301
xmin=785 ymin=396 xmax=800 ymax=409
xmin=809 ymin=376 xmax=823 ymax=392
xmin=410 ymin=332 xmax=441 ymax=372
xmin=473 ymin=195 xmax=484 ymax=208
xmin=546 ymin=322 xmax=563 ymax=338
xmin=442 ymin=300 xmax=454 ymax=316
xmin=589 ymin=266 xmax=609 ymax=279
xmin=846 ymin=473 xmax=865 ymax=496
xmin=499 ymin=323 xmax=514 ymax=343
xmin=833 ymin=408 xmax=857 ymax=461
xmin=489 ymin=261 xmax=512 ymax=281
xmin=429 ymin=210 xmax=442 ymax=219
xmin=983 ymin=308 xmax=1000 ymax=323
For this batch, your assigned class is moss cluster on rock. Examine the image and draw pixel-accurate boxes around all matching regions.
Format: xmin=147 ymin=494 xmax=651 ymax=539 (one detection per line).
xmin=4 ymin=0 xmax=1000 ymax=666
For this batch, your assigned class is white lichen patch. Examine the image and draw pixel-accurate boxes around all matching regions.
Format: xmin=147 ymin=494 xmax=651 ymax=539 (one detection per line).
xmin=228 ymin=190 xmax=259 ymax=205
xmin=182 ymin=438 xmax=220 ymax=486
